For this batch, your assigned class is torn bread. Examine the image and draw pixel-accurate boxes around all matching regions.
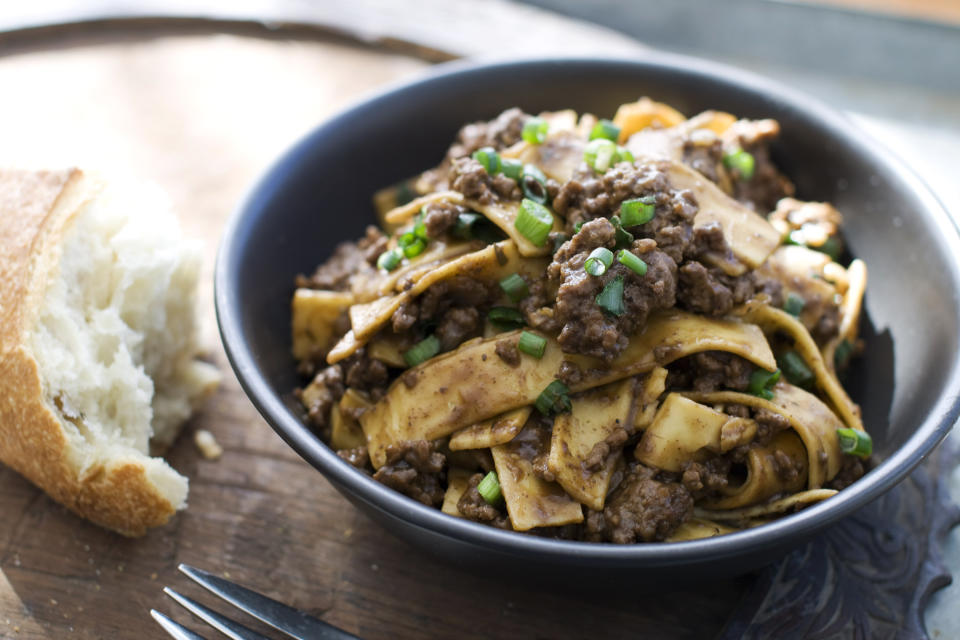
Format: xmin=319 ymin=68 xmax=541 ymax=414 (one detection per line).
xmin=0 ymin=169 xmax=220 ymax=536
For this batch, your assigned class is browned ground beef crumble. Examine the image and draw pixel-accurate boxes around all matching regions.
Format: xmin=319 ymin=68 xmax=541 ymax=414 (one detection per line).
xmin=373 ymin=440 xmax=446 ymax=507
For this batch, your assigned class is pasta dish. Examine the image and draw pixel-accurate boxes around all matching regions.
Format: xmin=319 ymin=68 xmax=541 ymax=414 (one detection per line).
xmin=290 ymin=98 xmax=869 ymax=543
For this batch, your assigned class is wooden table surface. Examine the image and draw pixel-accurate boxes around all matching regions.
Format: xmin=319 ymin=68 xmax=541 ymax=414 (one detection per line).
xmin=0 ymin=24 xmax=748 ymax=640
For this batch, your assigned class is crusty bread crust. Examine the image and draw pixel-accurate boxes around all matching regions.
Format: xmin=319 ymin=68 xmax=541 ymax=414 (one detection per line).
xmin=0 ymin=169 xmax=181 ymax=536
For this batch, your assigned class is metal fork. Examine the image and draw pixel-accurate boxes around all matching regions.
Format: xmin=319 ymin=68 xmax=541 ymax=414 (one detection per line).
xmin=151 ymin=564 xmax=360 ymax=640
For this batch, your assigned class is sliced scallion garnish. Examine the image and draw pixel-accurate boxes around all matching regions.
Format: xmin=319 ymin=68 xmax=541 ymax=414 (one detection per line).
xmin=723 ymin=148 xmax=755 ymax=180
xmin=499 ymin=273 xmax=530 ymax=302
xmin=402 ymin=237 xmax=427 ymax=258
xmin=584 ymin=247 xmax=614 ymax=276
xmin=596 ymin=275 xmax=626 ymax=316
xmin=748 ymin=368 xmax=781 ymax=395
xmin=617 ymin=249 xmax=647 ymax=276
xmin=837 ymin=427 xmax=872 ymax=458
xmin=616 ymin=146 xmax=634 ymax=163
xmin=817 ymin=236 xmax=841 ymax=261
xmin=518 ymin=331 xmax=547 ymax=359
xmin=584 ymin=138 xmax=617 ymax=173
xmin=501 ymin=158 xmax=524 ymax=181
xmin=779 ymin=350 xmax=814 ymax=388
xmin=477 ymin=471 xmax=502 ymax=505
xmin=589 ymin=119 xmax=621 ymax=142
xmin=609 ymin=215 xmax=634 ymax=249
xmin=403 ymin=335 xmax=440 ymax=367
xmin=452 ymin=212 xmax=481 ymax=240
xmin=414 ymin=212 xmax=429 ymax=240
xmin=514 ymin=198 xmax=554 ymax=247
xmin=522 ymin=117 xmax=549 ymax=145
xmin=620 ymin=195 xmax=656 ymax=227
xmin=472 ymin=146 xmax=501 ymax=175
xmin=376 ymin=247 xmax=403 ymax=271
xmin=535 ymin=380 xmax=572 ymax=415
xmin=784 ymin=293 xmax=805 ymax=317
xmin=488 ymin=306 xmax=525 ymax=329
xmin=521 ymin=164 xmax=549 ymax=204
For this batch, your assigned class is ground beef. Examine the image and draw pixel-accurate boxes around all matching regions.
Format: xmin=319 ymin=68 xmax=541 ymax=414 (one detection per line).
xmin=418 ymin=276 xmax=499 ymax=321
xmin=507 ymin=418 xmax=554 ymax=483
xmin=682 ymin=132 xmax=724 ymax=184
xmin=552 ymin=161 xmax=699 ymax=263
xmin=753 ymin=408 xmax=791 ymax=443
xmin=456 ymin=473 xmax=512 ymax=529
xmin=519 ymin=279 xmax=561 ymax=334
xmin=724 ymin=404 xmax=751 ymax=418
xmin=296 ymin=226 xmax=385 ymax=291
xmin=583 ymin=426 xmax=629 ymax=471
xmin=667 ymin=352 xmax=754 ymax=393
xmin=337 ymin=447 xmax=370 ymax=471
xmin=723 ymin=119 xmax=795 ymax=213
xmin=298 ymin=365 xmax=344 ymax=431
xmin=422 ymin=200 xmax=468 ymax=239
xmin=391 ymin=302 xmax=419 ymax=333
xmin=828 ymin=455 xmax=866 ymax=490
xmin=446 ymin=449 xmax=495 ymax=474
xmin=589 ymin=464 xmax=693 ymax=543
xmin=547 ymin=219 xmax=677 ymax=360
xmin=450 ymin=157 xmax=522 ymax=204
xmin=812 ymin=303 xmax=840 ymax=345
xmin=681 ymin=457 xmax=733 ymax=499
xmin=372 ymin=440 xmax=446 ymax=506
xmin=678 ymin=262 xmax=736 ymax=315
xmin=341 ymin=349 xmax=389 ymax=394
xmin=773 ymin=449 xmax=803 ymax=485
xmin=495 ymin=336 xmax=520 ymax=366
xmin=435 ymin=307 xmax=481 ymax=351
xmin=557 ymin=360 xmax=583 ymax=386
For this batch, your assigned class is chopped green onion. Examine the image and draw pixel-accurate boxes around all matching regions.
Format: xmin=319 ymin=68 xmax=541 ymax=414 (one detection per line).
xmin=488 ymin=306 xmax=525 ymax=329
xmin=816 ymin=236 xmax=841 ymax=261
xmin=584 ymin=247 xmax=614 ymax=276
xmin=748 ymin=368 xmax=781 ymax=395
xmin=521 ymin=164 xmax=549 ymax=204
xmin=757 ymin=388 xmax=775 ymax=400
xmin=501 ymin=158 xmax=524 ymax=180
xmin=837 ymin=427 xmax=872 ymax=458
xmin=403 ymin=335 xmax=440 ymax=367
xmin=452 ymin=212 xmax=481 ymax=239
xmin=535 ymin=380 xmax=572 ymax=415
xmin=596 ymin=275 xmax=626 ymax=316
xmin=584 ymin=138 xmax=617 ymax=173
xmin=620 ymin=196 xmax=656 ymax=227
xmin=785 ymin=230 xmax=804 ymax=246
xmin=402 ymin=237 xmax=427 ymax=258
xmin=573 ymin=221 xmax=584 ymax=234
xmin=472 ymin=146 xmax=501 ymax=175
xmin=617 ymin=249 xmax=647 ymax=276
xmin=376 ymin=247 xmax=403 ymax=271
xmin=499 ymin=273 xmax=530 ymax=302
xmin=616 ymin=146 xmax=634 ymax=164
xmin=414 ymin=212 xmax=429 ymax=240
xmin=784 ymin=293 xmax=805 ymax=317
xmin=477 ymin=471 xmax=502 ymax=505
xmin=589 ymin=119 xmax=621 ymax=142
xmin=522 ymin=117 xmax=549 ymax=145
xmin=609 ymin=215 xmax=634 ymax=249
xmin=518 ymin=331 xmax=547 ymax=359
xmin=779 ymin=350 xmax=814 ymax=388
xmin=514 ymin=198 xmax=554 ymax=247
xmin=834 ymin=338 xmax=854 ymax=369
xmin=723 ymin=148 xmax=755 ymax=180
xmin=398 ymin=230 xmax=417 ymax=248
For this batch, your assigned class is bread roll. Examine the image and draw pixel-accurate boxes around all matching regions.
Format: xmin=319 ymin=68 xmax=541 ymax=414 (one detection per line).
xmin=0 ymin=168 xmax=219 ymax=536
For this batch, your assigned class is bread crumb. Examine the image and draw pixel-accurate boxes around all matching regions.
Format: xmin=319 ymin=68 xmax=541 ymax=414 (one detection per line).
xmin=194 ymin=429 xmax=223 ymax=460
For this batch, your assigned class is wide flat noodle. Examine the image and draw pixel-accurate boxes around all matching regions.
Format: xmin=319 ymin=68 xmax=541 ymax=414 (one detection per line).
xmin=634 ymin=367 xmax=668 ymax=430
xmin=441 ymin=468 xmax=473 ymax=517
xmin=695 ymin=488 xmax=837 ymax=523
xmin=465 ymin=198 xmax=563 ymax=258
xmin=756 ymin=245 xmax=842 ymax=335
xmin=612 ymin=97 xmax=687 ymax=143
xmin=505 ymin=130 xmax=586 ymax=184
xmin=330 ymin=239 xmax=548 ymax=363
xmin=701 ymin=430 xmax=808 ymax=510
xmin=291 ymin=289 xmax=353 ymax=360
xmin=449 ymin=407 xmax=532 ymax=451
xmin=635 ymin=394 xmax=732 ymax=472
xmin=383 ymin=190 xmax=464 ymax=225
xmin=360 ymin=310 xmax=775 ymax=468
xmin=683 ymin=383 xmax=845 ymax=489
xmin=492 ymin=437 xmax=583 ymax=531
xmin=330 ymin=389 xmax=371 ymax=450
xmin=738 ymin=302 xmax=864 ymax=432
xmin=664 ymin=517 xmax=738 ymax=542
xmin=823 ymin=258 xmax=868 ymax=374
xmin=665 ymin=161 xmax=781 ymax=270
xmin=548 ymin=378 xmax=635 ymax=511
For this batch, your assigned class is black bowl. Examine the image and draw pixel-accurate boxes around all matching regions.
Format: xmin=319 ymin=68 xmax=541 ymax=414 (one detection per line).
xmin=215 ymin=54 xmax=960 ymax=581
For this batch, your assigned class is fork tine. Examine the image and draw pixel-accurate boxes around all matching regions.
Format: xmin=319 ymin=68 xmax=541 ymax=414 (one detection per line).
xmin=178 ymin=564 xmax=359 ymax=640
xmin=150 ymin=609 xmax=210 ymax=640
xmin=164 ymin=588 xmax=272 ymax=640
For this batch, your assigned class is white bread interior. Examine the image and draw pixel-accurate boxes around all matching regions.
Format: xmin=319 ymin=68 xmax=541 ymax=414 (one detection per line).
xmin=0 ymin=169 xmax=219 ymax=536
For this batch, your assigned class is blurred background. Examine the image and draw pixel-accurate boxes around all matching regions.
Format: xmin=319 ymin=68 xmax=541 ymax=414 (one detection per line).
xmin=0 ymin=2 xmax=957 ymax=638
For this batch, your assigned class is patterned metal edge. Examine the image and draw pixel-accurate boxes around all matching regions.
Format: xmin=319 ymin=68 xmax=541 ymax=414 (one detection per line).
xmin=718 ymin=436 xmax=960 ymax=640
